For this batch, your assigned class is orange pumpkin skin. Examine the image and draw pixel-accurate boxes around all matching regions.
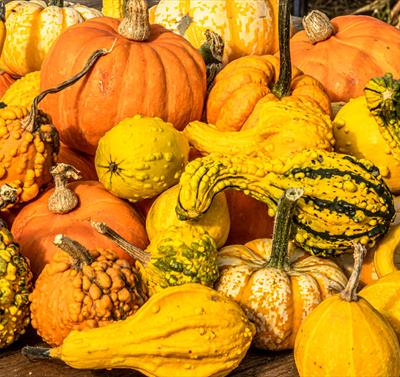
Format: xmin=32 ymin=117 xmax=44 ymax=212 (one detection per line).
xmin=290 ymin=15 xmax=400 ymax=102
xmin=0 ymin=71 xmax=15 ymax=97
xmin=11 ymin=181 xmax=149 ymax=279
xmin=40 ymin=18 xmax=206 ymax=155
xmin=58 ymin=144 xmax=97 ymax=181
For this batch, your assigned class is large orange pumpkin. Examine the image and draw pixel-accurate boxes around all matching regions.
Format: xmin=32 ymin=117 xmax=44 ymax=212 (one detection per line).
xmin=0 ymin=71 xmax=15 ymax=97
xmin=40 ymin=0 xmax=206 ymax=155
xmin=290 ymin=13 xmax=400 ymax=102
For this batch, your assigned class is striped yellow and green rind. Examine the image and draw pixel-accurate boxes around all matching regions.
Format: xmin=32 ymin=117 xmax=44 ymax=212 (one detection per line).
xmin=364 ymin=73 xmax=400 ymax=160
xmin=176 ymin=149 xmax=395 ymax=256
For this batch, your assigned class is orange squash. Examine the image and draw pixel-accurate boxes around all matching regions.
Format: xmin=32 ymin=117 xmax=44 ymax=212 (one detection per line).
xmin=0 ymin=71 xmax=15 ymax=98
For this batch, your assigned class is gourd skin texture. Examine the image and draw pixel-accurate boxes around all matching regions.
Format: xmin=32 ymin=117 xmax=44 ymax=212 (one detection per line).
xmin=148 ymin=0 xmax=280 ymax=64
xmin=206 ymin=55 xmax=331 ymax=132
xmin=49 ymin=284 xmax=256 ymax=377
xmin=0 ymin=222 xmax=33 ymax=348
xmin=146 ymin=184 xmax=230 ymax=248
xmin=102 ymin=0 xmax=125 ymax=18
xmin=216 ymin=239 xmax=347 ymax=350
xmin=176 ymin=150 xmax=395 ymax=256
xmin=294 ymin=295 xmax=400 ymax=377
xmin=0 ymin=0 xmax=102 ymax=76
xmin=95 ymin=116 xmax=189 ymax=202
xmin=0 ymin=72 xmax=15 ymax=98
xmin=1 ymin=71 xmax=40 ymax=109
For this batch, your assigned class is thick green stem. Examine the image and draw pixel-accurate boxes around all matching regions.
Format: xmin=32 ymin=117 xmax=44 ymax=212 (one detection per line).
xmin=272 ymin=0 xmax=292 ymax=99
xmin=267 ymin=188 xmax=303 ymax=270
xmin=53 ymin=234 xmax=94 ymax=269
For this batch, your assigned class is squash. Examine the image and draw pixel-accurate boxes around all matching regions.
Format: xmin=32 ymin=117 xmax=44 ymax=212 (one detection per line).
xmin=0 ymin=71 xmax=15 ymax=98
xmin=40 ymin=0 xmax=206 ymax=155
xmin=0 ymin=219 xmax=33 ymax=349
xmin=290 ymin=12 xmax=400 ymax=102
xmin=148 ymin=0 xmax=280 ymax=64
xmin=95 ymin=115 xmax=189 ymax=202
xmin=216 ymin=188 xmax=347 ymax=350
xmin=22 ymin=284 xmax=256 ymax=377
xmin=30 ymin=234 xmax=147 ymax=346
xmin=91 ymin=221 xmax=219 ymax=296
xmin=0 ymin=2 xmax=5 ymax=54
xmin=294 ymin=244 xmax=400 ymax=377
xmin=58 ymin=144 xmax=97 ymax=181
xmin=146 ymin=184 xmax=230 ymax=248
xmin=11 ymin=164 xmax=148 ymax=279
xmin=360 ymin=271 xmax=400 ymax=339
xmin=176 ymin=149 xmax=395 ymax=256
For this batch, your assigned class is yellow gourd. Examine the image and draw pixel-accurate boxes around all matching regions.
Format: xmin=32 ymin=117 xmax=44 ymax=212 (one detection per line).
xmin=22 ymin=284 xmax=256 ymax=377
xmin=1 ymin=71 xmax=40 ymax=108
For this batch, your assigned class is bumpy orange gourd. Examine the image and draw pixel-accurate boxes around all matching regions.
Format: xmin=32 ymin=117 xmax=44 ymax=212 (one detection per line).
xmin=30 ymin=234 xmax=147 ymax=346
xmin=216 ymin=188 xmax=348 ymax=350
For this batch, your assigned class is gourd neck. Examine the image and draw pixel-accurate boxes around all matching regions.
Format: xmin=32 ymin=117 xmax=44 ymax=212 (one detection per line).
xmin=53 ymin=234 xmax=94 ymax=270
xmin=271 ymin=0 xmax=292 ymax=99
xmin=48 ymin=163 xmax=81 ymax=214
xmin=340 ymin=243 xmax=366 ymax=302
xmin=49 ymin=0 xmax=64 ymax=7
xmin=118 ymin=0 xmax=151 ymax=41
xmin=91 ymin=220 xmax=150 ymax=265
xmin=302 ymin=10 xmax=335 ymax=43
xmin=266 ymin=188 xmax=303 ymax=270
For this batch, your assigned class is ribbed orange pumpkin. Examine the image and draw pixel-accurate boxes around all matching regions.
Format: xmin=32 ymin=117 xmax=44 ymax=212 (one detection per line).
xmin=0 ymin=71 xmax=15 ymax=97
xmin=40 ymin=0 xmax=206 ymax=155
xmin=290 ymin=13 xmax=400 ymax=102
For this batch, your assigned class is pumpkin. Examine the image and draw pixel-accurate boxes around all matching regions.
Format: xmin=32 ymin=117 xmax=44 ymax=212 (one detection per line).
xmin=0 ymin=0 xmax=102 ymax=76
xmin=294 ymin=244 xmax=400 ymax=377
xmin=30 ymin=234 xmax=147 ymax=346
xmin=176 ymin=149 xmax=395 ymax=256
xmin=0 ymin=71 xmax=15 ymax=98
xmin=290 ymin=11 xmax=400 ymax=102
xmin=0 ymin=219 xmax=33 ymax=349
xmin=95 ymin=115 xmax=189 ymax=202
xmin=148 ymin=0 xmax=280 ymax=64
xmin=11 ymin=164 xmax=148 ymax=279
xmin=146 ymin=184 xmax=230 ymax=248
xmin=40 ymin=0 xmax=206 ymax=155
xmin=23 ymin=284 xmax=256 ymax=377
xmin=216 ymin=188 xmax=347 ymax=350
xmin=92 ymin=220 xmax=219 ymax=296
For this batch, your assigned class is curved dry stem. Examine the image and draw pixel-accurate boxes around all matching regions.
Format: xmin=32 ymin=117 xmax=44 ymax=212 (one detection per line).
xmin=53 ymin=234 xmax=94 ymax=269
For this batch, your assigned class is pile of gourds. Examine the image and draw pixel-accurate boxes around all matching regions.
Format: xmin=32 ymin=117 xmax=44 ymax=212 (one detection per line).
xmin=0 ymin=0 xmax=400 ymax=376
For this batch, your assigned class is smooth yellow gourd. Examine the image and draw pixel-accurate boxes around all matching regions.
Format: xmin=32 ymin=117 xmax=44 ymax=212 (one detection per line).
xmin=23 ymin=284 xmax=256 ymax=377
xmin=373 ymin=224 xmax=400 ymax=277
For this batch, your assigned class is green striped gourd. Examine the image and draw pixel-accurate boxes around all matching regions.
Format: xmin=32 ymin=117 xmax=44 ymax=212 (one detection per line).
xmin=176 ymin=149 xmax=395 ymax=256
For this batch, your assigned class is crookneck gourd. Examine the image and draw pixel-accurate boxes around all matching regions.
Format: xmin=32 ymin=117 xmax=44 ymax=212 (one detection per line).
xmin=0 ymin=219 xmax=33 ymax=349
xmin=91 ymin=221 xmax=219 ymax=296
xmin=23 ymin=284 xmax=256 ymax=377
xmin=30 ymin=234 xmax=147 ymax=346
xmin=216 ymin=188 xmax=348 ymax=350
xmin=176 ymin=149 xmax=395 ymax=256
xmin=334 ymin=74 xmax=400 ymax=193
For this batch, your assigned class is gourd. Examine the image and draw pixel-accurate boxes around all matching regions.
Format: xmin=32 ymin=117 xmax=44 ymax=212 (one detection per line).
xmin=148 ymin=0 xmax=280 ymax=64
xmin=334 ymin=74 xmax=400 ymax=193
xmin=0 ymin=1 xmax=5 ymax=54
xmin=146 ymin=184 xmax=230 ymax=248
xmin=40 ymin=0 xmax=206 ymax=155
xmin=206 ymin=0 xmax=331 ymax=133
xmin=11 ymin=164 xmax=148 ymax=279
xmin=0 ymin=0 xmax=102 ymax=76
xmin=1 ymin=71 xmax=40 ymax=109
xmin=0 ymin=72 xmax=15 ymax=98
xmin=30 ymin=234 xmax=147 ymax=346
xmin=290 ymin=12 xmax=400 ymax=102
xmin=0 ymin=219 xmax=33 ymax=349
xmin=95 ymin=115 xmax=189 ymax=202
xmin=176 ymin=149 xmax=395 ymax=256
xmin=22 ymin=284 xmax=256 ymax=377
xmin=359 ymin=271 xmax=400 ymax=339
xmin=91 ymin=221 xmax=219 ymax=296
xmin=294 ymin=244 xmax=400 ymax=377
xmin=216 ymin=188 xmax=348 ymax=350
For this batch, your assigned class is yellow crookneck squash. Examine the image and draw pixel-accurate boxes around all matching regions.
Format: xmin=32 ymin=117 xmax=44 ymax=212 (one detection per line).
xmin=294 ymin=244 xmax=400 ymax=377
xmin=22 ymin=284 xmax=256 ymax=377
xmin=216 ymin=188 xmax=348 ymax=350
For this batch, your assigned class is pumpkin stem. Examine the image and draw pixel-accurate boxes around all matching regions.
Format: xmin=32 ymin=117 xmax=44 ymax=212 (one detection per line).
xmin=48 ymin=0 xmax=64 ymax=7
xmin=302 ymin=10 xmax=335 ymax=43
xmin=22 ymin=41 xmax=117 ymax=132
xmin=53 ymin=234 xmax=94 ymax=269
xmin=340 ymin=243 xmax=366 ymax=302
xmin=21 ymin=346 xmax=52 ymax=360
xmin=90 ymin=220 xmax=150 ymax=265
xmin=271 ymin=0 xmax=292 ymax=99
xmin=267 ymin=187 xmax=304 ymax=270
xmin=0 ymin=183 xmax=17 ymax=210
xmin=48 ymin=163 xmax=81 ymax=214
xmin=118 ymin=0 xmax=151 ymax=41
